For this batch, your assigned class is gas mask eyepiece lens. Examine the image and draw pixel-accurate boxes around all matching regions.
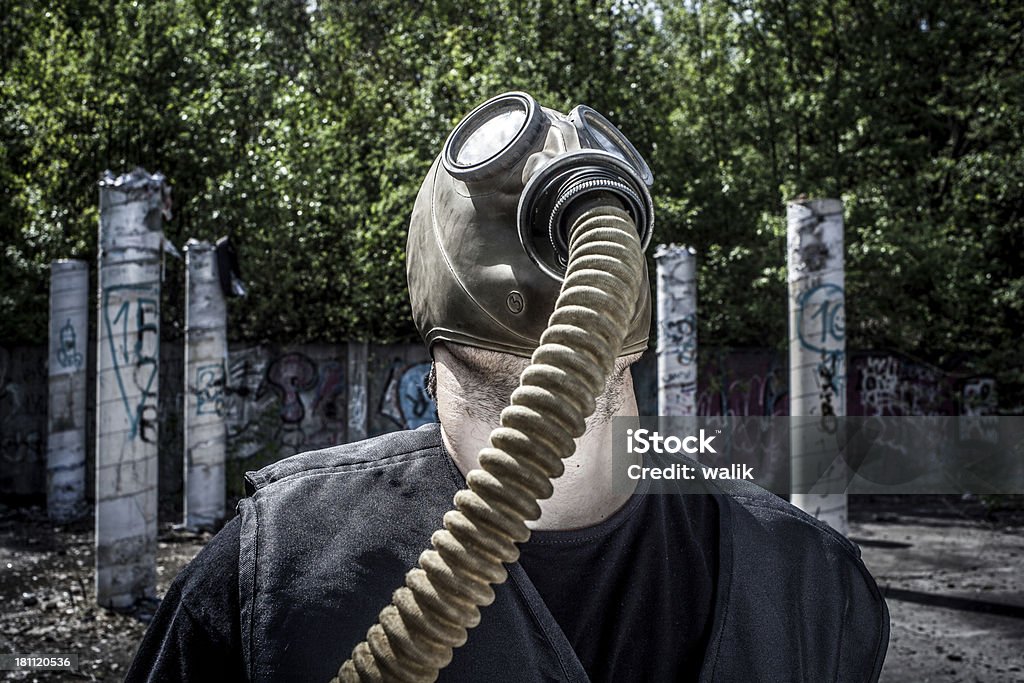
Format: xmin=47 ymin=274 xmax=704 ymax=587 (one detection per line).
xmin=443 ymin=92 xmax=547 ymax=182
xmin=456 ymin=108 xmax=526 ymax=165
xmin=571 ymin=106 xmax=654 ymax=188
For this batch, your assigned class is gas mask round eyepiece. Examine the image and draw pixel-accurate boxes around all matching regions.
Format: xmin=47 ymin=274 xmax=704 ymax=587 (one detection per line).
xmin=408 ymin=91 xmax=654 ymax=358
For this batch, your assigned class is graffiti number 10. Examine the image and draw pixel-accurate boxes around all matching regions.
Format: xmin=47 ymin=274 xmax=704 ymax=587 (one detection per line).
xmin=797 ymin=283 xmax=845 ymax=353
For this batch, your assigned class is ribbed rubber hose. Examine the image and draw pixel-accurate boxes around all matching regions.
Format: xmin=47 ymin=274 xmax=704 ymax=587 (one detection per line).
xmin=332 ymin=204 xmax=644 ymax=683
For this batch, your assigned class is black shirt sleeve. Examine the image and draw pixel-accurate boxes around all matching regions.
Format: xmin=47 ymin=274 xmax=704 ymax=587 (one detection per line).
xmin=125 ymin=516 xmax=246 ymax=681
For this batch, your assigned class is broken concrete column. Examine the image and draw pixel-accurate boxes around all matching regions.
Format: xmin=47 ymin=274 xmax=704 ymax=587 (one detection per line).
xmin=654 ymin=245 xmax=698 ymax=416
xmin=184 ymin=239 xmax=228 ymax=530
xmin=95 ymin=169 xmax=170 ymax=608
xmin=47 ymin=259 xmax=89 ymax=522
xmin=787 ymin=198 xmax=848 ymax=535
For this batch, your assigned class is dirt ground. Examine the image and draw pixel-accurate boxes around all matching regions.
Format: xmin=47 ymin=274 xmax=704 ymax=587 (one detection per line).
xmin=0 ymin=506 xmax=207 ymax=682
xmin=853 ymin=496 xmax=1024 ymax=682
xmin=1 ymin=496 xmax=1022 ymax=682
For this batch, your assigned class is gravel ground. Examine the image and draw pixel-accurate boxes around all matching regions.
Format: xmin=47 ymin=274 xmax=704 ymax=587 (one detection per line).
xmin=852 ymin=496 xmax=1024 ymax=683
xmin=0 ymin=507 xmax=206 ymax=682
xmin=1 ymin=496 xmax=1021 ymax=682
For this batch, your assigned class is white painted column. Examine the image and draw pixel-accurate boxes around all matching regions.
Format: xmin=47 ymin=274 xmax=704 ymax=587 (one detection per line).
xmin=47 ymin=259 xmax=89 ymax=522
xmin=347 ymin=341 xmax=368 ymax=442
xmin=655 ymin=245 xmax=698 ymax=416
xmin=184 ymin=239 xmax=227 ymax=530
xmin=787 ymin=198 xmax=848 ymax=534
xmin=95 ymin=169 xmax=168 ymax=608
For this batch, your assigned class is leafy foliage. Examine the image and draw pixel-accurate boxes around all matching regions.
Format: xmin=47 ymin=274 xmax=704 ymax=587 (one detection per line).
xmin=1 ymin=1 xmax=1021 ymax=393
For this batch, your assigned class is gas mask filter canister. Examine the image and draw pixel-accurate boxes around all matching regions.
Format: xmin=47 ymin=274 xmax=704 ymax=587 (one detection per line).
xmin=407 ymin=91 xmax=655 ymax=358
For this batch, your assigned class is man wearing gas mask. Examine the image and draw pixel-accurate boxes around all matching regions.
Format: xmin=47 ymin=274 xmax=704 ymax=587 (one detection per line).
xmin=127 ymin=92 xmax=888 ymax=682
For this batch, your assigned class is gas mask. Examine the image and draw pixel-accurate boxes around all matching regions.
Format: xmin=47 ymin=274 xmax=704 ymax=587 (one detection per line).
xmin=338 ymin=93 xmax=653 ymax=682
xmin=408 ymin=91 xmax=655 ymax=358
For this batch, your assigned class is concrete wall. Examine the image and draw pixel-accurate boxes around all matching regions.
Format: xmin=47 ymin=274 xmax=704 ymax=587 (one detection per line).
xmin=159 ymin=342 xmax=435 ymax=513
xmin=0 ymin=346 xmax=50 ymax=497
xmin=1 ymin=342 xmax=998 ymax=511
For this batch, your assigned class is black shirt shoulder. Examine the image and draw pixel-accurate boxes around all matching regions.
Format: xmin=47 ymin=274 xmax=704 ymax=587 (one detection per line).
xmin=125 ymin=516 xmax=244 ymax=681
xmin=243 ymin=424 xmax=444 ymax=495
xmin=126 ymin=428 xmax=444 ymax=682
xmin=704 ymin=478 xmax=889 ymax=682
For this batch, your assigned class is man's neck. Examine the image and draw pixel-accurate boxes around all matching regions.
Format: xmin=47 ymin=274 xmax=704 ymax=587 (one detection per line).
xmin=438 ymin=374 xmax=640 ymax=532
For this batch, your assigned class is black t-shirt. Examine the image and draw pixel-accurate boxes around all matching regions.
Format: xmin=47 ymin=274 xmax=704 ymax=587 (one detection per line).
xmin=518 ymin=490 xmax=717 ymax=682
xmin=126 ymin=489 xmax=718 ymax=681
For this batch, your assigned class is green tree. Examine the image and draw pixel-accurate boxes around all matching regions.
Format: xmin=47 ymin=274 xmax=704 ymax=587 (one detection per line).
xmin=1 ymin=0 xmax=1020 ymax=400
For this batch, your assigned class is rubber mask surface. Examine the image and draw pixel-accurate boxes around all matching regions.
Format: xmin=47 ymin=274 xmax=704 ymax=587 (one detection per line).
xmin=408 ymin=91 xmax=655 ymax=358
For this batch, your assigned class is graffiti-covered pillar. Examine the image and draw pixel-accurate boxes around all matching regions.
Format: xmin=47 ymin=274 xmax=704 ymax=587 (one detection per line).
xmin=184 ymin=239 xmax=227 ymax=530
xmin=95 ymin=169 xmax=170 ymax=608
xmin=655 ymin=245 xmax=698 ymax=416
xmin=347 ymin=341 xmax=368 ymax=442
xmin=47 ymin=259 xmax=89 ymax=522
xmin=787 ymin=198 xmax=848 ymax=534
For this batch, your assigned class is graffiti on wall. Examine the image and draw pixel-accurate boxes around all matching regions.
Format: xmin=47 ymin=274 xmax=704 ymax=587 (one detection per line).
xmin=102 ymin=284 xmax=159 ymax=442
xmin=695 ymin=352 xmax=789 ymax=485
xmin=220 ymin=347 xmax=438 ymax=461
xmin=380 ymin=361 xmax=437 ymax=430
xmin=655 ymin=247 xmax=699 ymax=416
xmin=221 ymin=348 xmax=344 ymax=459
xmin=267 ymin=352 xmax=346 ymax=449
xmin=858 ymin=355 xmax=902 ymax=415
xmin=660 ymin=311 xmax=698 ymax=414
xmin=795 ymin=282 xmax=846 ymax=420
xmin=194 ymin=362 xmax=226 ymax=416
xmin=698 ymin=352 xmax=789 ymax=417
xmin=696 ymin=350 xmax=995 ymax=419
xmin=852 ymin=354 xmax=958 ymax=416
xmin=56 ymin=319 xmax=85 ymax=371
xmin=0 ymin=340 xmax=1004 ymax=498
xmin=664 ymin=313 xmax=697 ymax=367
xmin=962 ymin=378 xmax=998 ymax=416
xmin=960 ymin=377 xmax=999 ymax=443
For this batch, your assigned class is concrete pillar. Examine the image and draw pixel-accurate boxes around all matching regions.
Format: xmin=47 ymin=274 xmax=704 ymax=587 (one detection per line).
xmin=347 ymin=341 xmax=368 ymax=442
xmin=654 ymin=245 xmax=698 ymax=416
xmin=95 ymin=169 xmax=168 ymax=608
xmin=47 ymin=259 xmax=89 ymax=522
xmin=787 ymin=198 xmax=848 ymax=534
xmin=184 ymin=239 xmax=227 ymax=530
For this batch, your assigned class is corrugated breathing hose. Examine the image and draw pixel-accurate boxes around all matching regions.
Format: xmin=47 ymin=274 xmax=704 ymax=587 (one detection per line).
xmin=333 ymin=202 xmax=644 ymax=683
